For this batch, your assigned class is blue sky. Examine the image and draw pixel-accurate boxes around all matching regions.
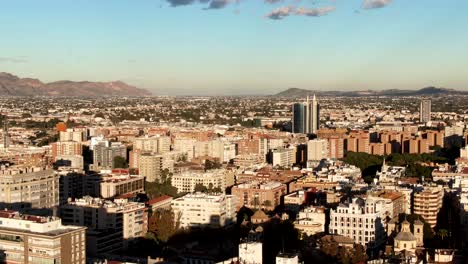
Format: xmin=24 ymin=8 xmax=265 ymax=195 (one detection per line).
xmin=1 ymin=0 xmax=467 ymax=95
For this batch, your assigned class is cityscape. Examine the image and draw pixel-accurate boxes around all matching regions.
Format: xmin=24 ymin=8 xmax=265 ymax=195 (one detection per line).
xmin=1 ymin=1 xmax=468 ymax=264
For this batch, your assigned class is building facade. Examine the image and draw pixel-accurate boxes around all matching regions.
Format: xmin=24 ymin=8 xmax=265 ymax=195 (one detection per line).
xmin=171 ymin=193 xmax=238 ymax=228
xmin=329 ymin=198 xmax=386 ymax=248
xmin=0 ymin=210 xmax=86 ymax=264
xmin=0 ymin=165 xmax=59 ymax=210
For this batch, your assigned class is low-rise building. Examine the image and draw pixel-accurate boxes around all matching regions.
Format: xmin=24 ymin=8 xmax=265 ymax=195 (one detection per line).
xmin=100 ymin=174 xmax=145 ymax=198
xmin=329 ymin=198 xmax=386 ymax=249
xmin=172 ymin=193 xmax=237 ymax=228
xmin=171 ymin=169 xmax=235 ymax=193
xmin=231 ymin=181 xmax=286 ymax=211
xmin=294 ymin=206 xmax=326 ymax=236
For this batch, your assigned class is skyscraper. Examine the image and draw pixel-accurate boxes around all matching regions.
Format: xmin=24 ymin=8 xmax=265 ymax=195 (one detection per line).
xmin=420 ymin=98 xmax=431 ymax=123
xmin=292 ymin=95 xmax=320 ymax=134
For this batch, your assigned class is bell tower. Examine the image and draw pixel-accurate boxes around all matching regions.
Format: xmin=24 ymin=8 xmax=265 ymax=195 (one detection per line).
xmin=414 ymin=219 xmax=424 ymax=247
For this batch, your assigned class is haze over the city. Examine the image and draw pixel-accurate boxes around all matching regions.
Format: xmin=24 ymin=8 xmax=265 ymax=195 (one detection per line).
xmin=1 ymin=0 xmax=468 ymax=95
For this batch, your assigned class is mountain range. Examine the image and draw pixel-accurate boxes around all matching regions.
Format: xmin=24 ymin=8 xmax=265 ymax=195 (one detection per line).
xmin=274 ymin=87 xmax=468 ymax=97
xmin=0 ymin=72 xmax=152 ymax=97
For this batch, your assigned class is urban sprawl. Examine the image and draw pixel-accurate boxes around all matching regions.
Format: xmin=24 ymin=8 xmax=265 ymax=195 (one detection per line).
xmin=0 ymin=95 xmax=467 ymax=264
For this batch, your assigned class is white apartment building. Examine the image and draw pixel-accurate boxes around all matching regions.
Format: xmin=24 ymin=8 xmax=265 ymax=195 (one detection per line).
xmin=271 ymin=147 xmax=296 ymax=167
xmin=172 ymin=193 xmax=238 ymax=228
xmin=329 ymin=198 xmax=386 ymax=248
xmin=195 ymin=140 xmax=236 ymax=163
xmin=61 ymin=196 xmax=148 ymax=254
xmin=0 ymin=165 xmax=59 ymax=210
xmin=239 ymin=241 xmax=262 ymax=264
xmin=294 ymin=206 xmax=326 ymax=236
xmin=276 ymin=253 xmax=300 ymax=264
xmin=0 ymin=210 xmax=86 ymax=264
xmin=307 ymin=139 xmax=328 ymax=161
xmin=171 ymin=169 xmax=235 ymax=193
xmin=238 ymin=228 xmax=263 ymax=264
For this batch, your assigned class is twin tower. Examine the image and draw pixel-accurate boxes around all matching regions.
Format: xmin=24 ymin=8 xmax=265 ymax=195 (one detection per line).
xmin=292 ymin=95 xmax=320 ymax=134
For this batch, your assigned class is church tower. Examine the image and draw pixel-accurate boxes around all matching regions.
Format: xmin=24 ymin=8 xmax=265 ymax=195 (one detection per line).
xmin=414 ymin=219 xmax=424 ymax=247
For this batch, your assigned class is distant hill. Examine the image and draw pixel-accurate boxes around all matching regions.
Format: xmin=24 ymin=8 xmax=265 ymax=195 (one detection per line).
xmin=274 ymin=87 xmax=468 ymax=97
xmin=0 ymin=72 xmax=152 ymax=97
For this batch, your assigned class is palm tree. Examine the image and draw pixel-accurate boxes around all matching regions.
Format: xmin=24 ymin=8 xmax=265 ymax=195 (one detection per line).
xmin=438 ymin=229 xmax=448 ymax=241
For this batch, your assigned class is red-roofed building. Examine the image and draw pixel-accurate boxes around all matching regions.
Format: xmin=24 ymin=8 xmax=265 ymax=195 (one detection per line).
xmin=147 ymin=195 xmax=173 ymax=212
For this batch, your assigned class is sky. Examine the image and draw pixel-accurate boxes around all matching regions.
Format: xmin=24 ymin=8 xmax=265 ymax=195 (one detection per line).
xmin=1 ymin=0 xmax=468 ymax=95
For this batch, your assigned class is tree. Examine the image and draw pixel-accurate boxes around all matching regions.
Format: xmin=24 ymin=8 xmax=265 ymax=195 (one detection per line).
xmin=113 ymin=156 xmax=128 ymax=168
xmin=250 ymin=197 xmax=260 ymax=208
xmin=204 ymin=159 xmax=221 ymax=171
xmin=263 ymin=200 xmax=272 ymax=208
xmin=194 ymin=183 xmax=208 ymax=193
xmin=438 ymin=229 xmax=448 ymax=241
xmin=148 ymin=209 xmax=181 ymax=243
xmin=350 ymin=244 xmax=368 ymax=264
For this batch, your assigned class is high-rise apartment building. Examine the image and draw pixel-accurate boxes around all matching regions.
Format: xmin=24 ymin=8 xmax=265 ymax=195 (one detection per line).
xmin=420 ymin=99 xmax=431 ymax=123
xmin=93 ymin=142 xmax=127 ymax=169
xmin=270 ymin=147 xmax=296 ymax=167
xmin=51 ymin=141 xmax=83 ymax=160
xmin=138 ymin=153 xmax=174 ymax=182
xmin=0 ymin=165 xmax=59 ymax=210
xmin=292 ymin=95 xmax=320 ymax=134
xmin=413 ymin=186 xmax=443 ymax=228
xmin=171 ymin=193 xmax=238 ymax=228
xmin=307 ymin=139 xmax=329 ymax=161
xmin=0 ymin=210 xmax=86 ymax=264
xmin=59 ymin=128 xmax=87 ymax=142
xmin=133 ymin=135 xmax=171 ymax=154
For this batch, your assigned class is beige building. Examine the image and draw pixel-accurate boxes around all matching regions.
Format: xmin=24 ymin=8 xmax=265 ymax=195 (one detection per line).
xmin=133 ymin=136 xmax=171 ymax=154
xmin=231 ymin=181 xmax=286 ymax=211
xmin=59 ymin=129 xmax=86 ymax=142
xmin=100 ymin=174 xmax=145 ymax=198
xmin=0 ymin=210 xmax=86 ymax=264
xmin=0 ymin=165 xmax=59 ymax=210
xmin=51 ymin=141 xmax=83 ymax=160
xmin=138 ymin=153 xmax=174 ymax=182
xmin=61 ymin=196 xmax=148 ymax=255
xmin=307 ymin=139 xmax=329 ymax=161
xmin=171 ymin=169 xmax=235 ymax=193
xmin=413 ymin=186 xmax=443 ymax=228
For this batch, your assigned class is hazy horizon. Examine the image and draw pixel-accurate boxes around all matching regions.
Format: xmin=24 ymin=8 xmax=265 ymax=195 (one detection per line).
xmin=1 ymin=0 xmax=468 ymax=95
